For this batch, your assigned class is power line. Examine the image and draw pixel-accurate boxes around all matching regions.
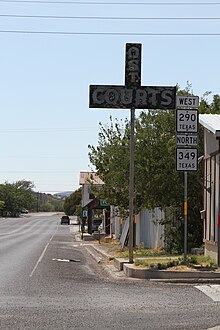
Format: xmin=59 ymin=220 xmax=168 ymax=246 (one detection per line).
xmin=34 ymin=183 xmax=77 ymax=185
xmin=0 ymin=127 xmax=97 ymax=132
xmin=1 ymin=0 xmax=220 ymax=4
xmin=0 ymin=170 xmax=78 ymax=173
xmin=0 ymin=155 xmax=85 ymax=158
xmin=0 ymin=0 xmax=220 ymax=4
xmin=30 ymin=189 xmax=76 ymax=193
xmin=1 ymin=14 xmax=220 ymax=20
xmin=1 ymin=30 xmax=220 ymax=36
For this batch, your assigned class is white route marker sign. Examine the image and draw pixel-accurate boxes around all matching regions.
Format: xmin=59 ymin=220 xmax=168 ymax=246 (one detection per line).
xmin=176 ymin=95 xmax=199 ymax=109
xmin=176 ymin=148 xmax=198 ymax=171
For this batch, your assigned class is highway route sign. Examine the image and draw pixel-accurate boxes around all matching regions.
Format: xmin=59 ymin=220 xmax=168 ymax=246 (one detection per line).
xmin=176 ymin=109 xmax=198 ymax=133
xmin=176 ymin=148 xmax=198 ymax=171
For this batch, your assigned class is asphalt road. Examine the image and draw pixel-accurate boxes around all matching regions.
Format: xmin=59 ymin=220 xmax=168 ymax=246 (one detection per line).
xmin=0 ymin=213 xmax=220 ymax=330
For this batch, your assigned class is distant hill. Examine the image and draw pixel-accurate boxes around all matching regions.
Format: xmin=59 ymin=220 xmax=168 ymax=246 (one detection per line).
xmin=53 ymin=191 xmax=73 ymax=198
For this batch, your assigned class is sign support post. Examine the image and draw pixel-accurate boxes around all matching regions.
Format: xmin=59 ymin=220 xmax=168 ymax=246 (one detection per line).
xmin=184 ymin=171 xmax=188 ymax=264
xmin=218 ymin=140 xmax=220 ymax=267
xmin=129 ymin=107 xmax=135 ymax=263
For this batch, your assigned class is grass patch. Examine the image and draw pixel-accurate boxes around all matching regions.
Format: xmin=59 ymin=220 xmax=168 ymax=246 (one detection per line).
xmin=135 ymin=257 xmax=181 ymax=269
xmin=134 ymin=255 xmax=217 ymax=270
xmin=185 ymin=255 xmax=217 ymax=269
xmin=105 ymin=242 xmax=167 ymax=259
xmin=98 ymin=240 xmax=217 ymax=270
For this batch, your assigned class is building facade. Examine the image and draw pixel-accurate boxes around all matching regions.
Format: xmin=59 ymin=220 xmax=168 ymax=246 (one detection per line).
xmin=199 ymin=114 xmax=220 ymax=265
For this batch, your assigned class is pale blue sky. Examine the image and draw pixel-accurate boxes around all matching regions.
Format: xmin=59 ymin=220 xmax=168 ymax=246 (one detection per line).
xmin=0 ymin=0 xmax=220 ymax=193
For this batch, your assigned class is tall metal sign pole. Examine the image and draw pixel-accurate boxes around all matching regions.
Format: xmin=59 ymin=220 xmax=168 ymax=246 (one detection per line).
xmin=218 ymin=142 xmax=220 ymax=268
xmin=89 ymin=43 xmax=176 ymax=263
xmin=125 ymin=44 xmax=141 ymax=263
xmin=176 ymin=95 xmax=199 ymax=264
xmin=184 ymin=171 xmax=188 ymax=264
xmin=129 ymin=106 xmax=135 ymax=263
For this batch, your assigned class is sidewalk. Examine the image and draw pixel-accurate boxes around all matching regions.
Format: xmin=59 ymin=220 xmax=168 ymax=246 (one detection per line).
xmin=74 ymin=231 xmax=220 ymax=283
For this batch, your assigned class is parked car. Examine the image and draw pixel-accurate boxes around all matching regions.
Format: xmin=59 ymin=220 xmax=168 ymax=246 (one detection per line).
xmin=98 ymin=223 xmax=105 ymax=233
xmin=61 ymin=215 xmax=70 ymax=225
xmin=21 ymin=209 xmax=29 ymax=214
xmin=92 ymin=219 xmax=102 ymax=232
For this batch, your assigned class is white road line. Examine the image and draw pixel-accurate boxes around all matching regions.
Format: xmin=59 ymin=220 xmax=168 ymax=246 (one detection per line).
xmin=29 ymin=243 xmax=49 ymax=277
xmin=29 ymin=227 xmax=58 ymax=277
xmin=195 ymin=285 xmax=220 ymax=302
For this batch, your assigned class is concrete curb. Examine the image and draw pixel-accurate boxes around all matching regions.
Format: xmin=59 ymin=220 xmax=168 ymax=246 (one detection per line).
xmin=90 ymin=245 xmax=112 ymax=260
xmin=80 ymin=239 xmax=220 ymax=283
xmin=114 ymin=258 xmax=130 ymax=271
xmin=123 ymin=263 xmax=220 ymax=280
xmin=84 ymin=245 xmax=103 ymax=264
xmin=114 ymin=257 xmax=220 ymax=282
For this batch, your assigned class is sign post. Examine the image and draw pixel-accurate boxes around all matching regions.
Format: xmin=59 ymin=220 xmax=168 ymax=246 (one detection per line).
xmin=184 ymin=171 xmax=188 ymax=265
xmin=175 ymin=95 xmax=199 ymax=264
xmin=129 ymin=107 xmax=135 ymax=262
xmin=125 ymin=44 xmax=142 ymax=263
xmin=89 ymin=44 xmax=176 ymax=263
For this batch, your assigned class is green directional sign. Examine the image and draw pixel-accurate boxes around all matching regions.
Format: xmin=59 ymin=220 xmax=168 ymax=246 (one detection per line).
xmin=100 ymin=200 xmax=109 ymax=207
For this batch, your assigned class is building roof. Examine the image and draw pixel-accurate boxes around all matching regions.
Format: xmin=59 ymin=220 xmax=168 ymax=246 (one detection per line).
xmin=79 ymin=172 xmax=104 ymax=185
xmin=199 ymin=114 xmax=220 ymax=138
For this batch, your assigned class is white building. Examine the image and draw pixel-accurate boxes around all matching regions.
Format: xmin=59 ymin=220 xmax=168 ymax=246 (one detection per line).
xmin=199 ymin=114 xmax=220 ymax=266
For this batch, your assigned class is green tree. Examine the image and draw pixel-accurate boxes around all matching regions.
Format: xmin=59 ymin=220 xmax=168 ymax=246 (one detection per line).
xmin=15 ymin=180 xmax=35 ymax=211
xmin=40 ymin=201 xmax=54 ymax=212
xmin=49 ymin=199 xmax=64 ymax=212
xmin=32 ymin=192 xmax=64 ymax=212
xmin=89 ymin=117 xmax=130 ymax=214
xmin=0 ymin=180 xmax=35 ymax=216
xmin=64 ymin=188 xmax=82 ymax=216
xmin=0 ymin=201 xmax=5 ymax=209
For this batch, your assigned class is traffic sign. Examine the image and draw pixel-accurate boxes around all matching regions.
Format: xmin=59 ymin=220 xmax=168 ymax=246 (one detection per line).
xmin=100 ymin=200 xmax=110 ymax=207
xmin=176 ymin=109 xmax=198 ymax=133
xmin=82 ymin=210 xmax=88 ymax=218
xmin=176 ymin=148 xmax=198 ymax=171
xmin=176 ymin=134 xmax=198 ymax=146
xmin=176 ymin=96 xmax=199 ymax=109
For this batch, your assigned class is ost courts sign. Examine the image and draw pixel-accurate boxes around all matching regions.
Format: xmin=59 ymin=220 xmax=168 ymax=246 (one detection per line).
xmin=89 ymin=43 xmax=176 ymax=264
xmin=89 ymin=85 xmax=176 ymax=110
xmin=89 ymin=43 xmax=176 ymax=110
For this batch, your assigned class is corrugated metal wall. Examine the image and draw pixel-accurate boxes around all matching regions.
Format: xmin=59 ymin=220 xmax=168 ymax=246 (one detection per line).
xmin=113 ymin=207 xmax=164 ymax=249
xmin=136 ymin=208 xmax=164 ymax=249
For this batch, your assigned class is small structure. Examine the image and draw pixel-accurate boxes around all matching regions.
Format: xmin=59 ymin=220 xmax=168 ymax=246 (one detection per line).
xmin=79 ymin=172 xmax=110 ymax=235
xmin=79 ymin=172 xmax=104 ymax=208
xmin=199 ymin=114 xmax=220 ymax=265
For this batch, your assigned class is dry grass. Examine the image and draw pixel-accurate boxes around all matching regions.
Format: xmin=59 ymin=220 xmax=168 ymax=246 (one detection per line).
xmin=97 ymin=239 xmax=217 ymax=271
xmin=98 ymin=239 xmax=166 ymax=259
